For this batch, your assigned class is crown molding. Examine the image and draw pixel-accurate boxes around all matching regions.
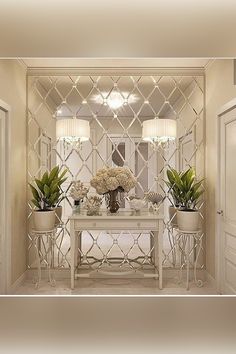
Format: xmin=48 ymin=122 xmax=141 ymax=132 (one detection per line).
xmin=27 ymin=66 xmax=205 ymax=77
xmin=16 ymin=58 xmax=28 ymax=70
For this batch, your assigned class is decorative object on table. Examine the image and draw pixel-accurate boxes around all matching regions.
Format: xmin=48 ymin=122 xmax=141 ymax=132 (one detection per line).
xmin=165 ymin=168 xmax=183 ymax=226
xmin=90 ymin=167 xmax=137 ymax=213
xmin=126 ymin=195 xmax=147 ymax=215
xmin=144 ymin=191 xmax=163 ymax=213
xmin=85 ymin=195 xmax=103 ymax=216
xmin=69 ymin=180 xmax=89 ymax=214
xmin=29 ymin=166 xmax=68 ymax=231
xmin=167 ymin=167 xmax=204 ymax=231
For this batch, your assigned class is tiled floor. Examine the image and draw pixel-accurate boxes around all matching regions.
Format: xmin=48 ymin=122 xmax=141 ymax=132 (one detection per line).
xmin=14 ymin=277 xmax=218 ymax=295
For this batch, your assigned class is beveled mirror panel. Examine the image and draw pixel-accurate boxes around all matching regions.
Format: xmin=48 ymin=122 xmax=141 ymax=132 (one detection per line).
xmin=27 ymin=74 xmax=205 ymax=270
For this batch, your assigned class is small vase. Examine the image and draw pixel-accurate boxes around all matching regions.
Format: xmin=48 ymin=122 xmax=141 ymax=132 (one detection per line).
xmin=73 ymin=200 xmax=81 ymax=214
xmin=107 ymin=189 xmax=120 ymax=213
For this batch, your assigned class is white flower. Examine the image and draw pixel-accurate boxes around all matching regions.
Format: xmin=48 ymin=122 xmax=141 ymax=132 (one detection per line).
xmin=106 ymin=177 xmax=119 ymax=191
xmin=90 ymin=166 xmax=137 ymax=194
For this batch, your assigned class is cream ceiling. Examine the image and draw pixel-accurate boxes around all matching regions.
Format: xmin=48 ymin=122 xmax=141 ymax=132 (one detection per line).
xmin=1 ymin=0 xmax=236 ymax=57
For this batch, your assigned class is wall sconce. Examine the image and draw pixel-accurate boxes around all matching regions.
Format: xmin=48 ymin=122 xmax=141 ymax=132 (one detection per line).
xmin=56 ymin=118 xmax=90 ymax=148
xmin=142 ymin=118 xmax=176 ymax=148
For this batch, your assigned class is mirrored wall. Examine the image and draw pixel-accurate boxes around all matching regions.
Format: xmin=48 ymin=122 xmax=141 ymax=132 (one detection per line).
xmin=27 ymin=73 xmax=205 ymax=270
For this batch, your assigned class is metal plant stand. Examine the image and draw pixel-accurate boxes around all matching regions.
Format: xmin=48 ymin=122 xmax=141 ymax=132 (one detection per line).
xmin=31 ymin=229 xmax=57 ymax=289
xmin=175 ymin=229 xmax=203 ymax=290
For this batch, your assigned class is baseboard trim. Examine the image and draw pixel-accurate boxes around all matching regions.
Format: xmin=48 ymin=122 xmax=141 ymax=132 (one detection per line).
xmin=27 ymin=268 xmax=70 ymax=280
xmin=9 ymin=271 xmax=27 ymax=294
xmin=10 ymin=269 xmax=216 ymax=293
xmin=205 ymin=271 xmax=218 ymax=291
xmin=26 ymin=268 xmax=206 ymax=280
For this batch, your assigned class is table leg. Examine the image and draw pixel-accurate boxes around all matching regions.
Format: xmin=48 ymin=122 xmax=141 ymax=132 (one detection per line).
xmin=150 ymin=233 xmax=155 ymax=265
xmin=75 ymin=231 xmax=82 ymax=266
xmin=70 ymin=220 xmax=75 ymax=290
xmin=157 ymin=220 xmax=163 ymax=290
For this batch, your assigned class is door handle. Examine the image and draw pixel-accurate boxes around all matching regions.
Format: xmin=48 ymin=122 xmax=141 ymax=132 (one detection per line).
xmin=217 ymin=210 xmax=223 ymax=215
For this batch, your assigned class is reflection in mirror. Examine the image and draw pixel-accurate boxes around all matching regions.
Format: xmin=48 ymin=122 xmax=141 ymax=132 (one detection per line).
xmin=27 ymin=74 xmax=204 ymax=270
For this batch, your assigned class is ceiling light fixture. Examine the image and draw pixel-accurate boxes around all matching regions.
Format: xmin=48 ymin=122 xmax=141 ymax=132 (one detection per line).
xmin=106 ymin=91 xmax=124 ymax=109
xmin=92 ymin=91 xmax=138 ymax=110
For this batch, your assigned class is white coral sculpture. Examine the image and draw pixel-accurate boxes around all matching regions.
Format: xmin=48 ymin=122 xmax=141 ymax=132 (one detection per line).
xmin=69 ymin=180 xmax=89 ymax=201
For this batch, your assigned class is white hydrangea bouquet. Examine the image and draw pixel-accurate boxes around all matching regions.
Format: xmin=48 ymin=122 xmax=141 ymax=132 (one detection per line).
xmin=90 ymin=167 xmax=137 ymax=213
xmin=90 ymin=167 xmax=137 ymax=194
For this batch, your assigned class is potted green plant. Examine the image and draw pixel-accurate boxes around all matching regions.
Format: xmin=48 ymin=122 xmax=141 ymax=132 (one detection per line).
xmin=48 ymin=166 xmax=68 ymax=225
xmin=29 ymin=166 xmax=67 ymax=230
xmin=174 ymin=167 xmax=204 ymax=231
xmin=165 ymin=168 xmax=182 ymax=226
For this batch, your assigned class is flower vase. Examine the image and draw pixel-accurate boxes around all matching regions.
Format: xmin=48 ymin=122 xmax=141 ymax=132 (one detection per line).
xmin=73 ymin=200 xmax=81 ymax=214
xmin=107 ymin=189 xmax=120 ymax=213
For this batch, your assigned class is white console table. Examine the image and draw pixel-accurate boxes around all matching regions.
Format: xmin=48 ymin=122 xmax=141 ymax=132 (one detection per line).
xmin=69 ymin=210 xmax=164 ymax=290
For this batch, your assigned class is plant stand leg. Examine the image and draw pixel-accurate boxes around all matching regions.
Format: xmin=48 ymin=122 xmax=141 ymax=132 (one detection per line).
xmin=48 ymin=232 xmax=56 ymax=287
xmin=34 ymin=235 xmax=41 ymax=289
xmin=186 ymin=235 xmax=190 ymax=291
xmin=194 ymin=233 xmax=203 ymax=287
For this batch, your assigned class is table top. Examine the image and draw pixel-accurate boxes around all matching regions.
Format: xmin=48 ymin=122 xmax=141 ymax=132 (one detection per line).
xmin=69 ymin=208 xmax=164 ymax=220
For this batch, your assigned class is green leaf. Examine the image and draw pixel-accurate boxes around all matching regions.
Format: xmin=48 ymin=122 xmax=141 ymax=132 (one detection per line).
xmin=57 ymin=177 xmax=67 ymax=186
xmin=167 ymin=169 xmax=175 ymax=185
xmin=32 ymin=199 xmax=41 ymax=209
xmin=49 ymin=166 xmax=60 ymax=183
xmin=41 ymin=172 xmax=49 ymax=185
xmin=192 ymin=179 xmax=204 ymax=193
xmin=50 ymin=181 xmax=60 ymax=193
xmin=48 ymin=192 xmax=59 ymax=206
xmin=29 ymin=184 xmax=40 ymax=201
xmin=35 ymin=179 xmax=44 ymax=193
xmin=58 ymin=169 xmax=68 ymax=181
xmin=44 ymin=184 xmax=50 ymax=198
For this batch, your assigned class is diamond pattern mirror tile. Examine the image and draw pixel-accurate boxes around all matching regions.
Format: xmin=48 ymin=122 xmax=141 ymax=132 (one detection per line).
xmin=27 ymin=74 xmax=205 ymax=270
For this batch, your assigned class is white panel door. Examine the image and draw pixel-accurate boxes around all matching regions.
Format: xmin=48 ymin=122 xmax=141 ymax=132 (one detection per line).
xmin=220 ymin=108 xmax=236 ymax=294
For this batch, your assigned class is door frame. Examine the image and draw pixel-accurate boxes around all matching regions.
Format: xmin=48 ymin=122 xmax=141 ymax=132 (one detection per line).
xmin=216 ymin=98 xmax=236 ymax=293
xmin=0 ymin=99 xmax=11 ymax=294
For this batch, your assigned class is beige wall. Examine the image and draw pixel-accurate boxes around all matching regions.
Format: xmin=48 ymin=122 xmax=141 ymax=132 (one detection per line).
xmin=0 ymin=59 xmax=27 ymax=284
xmin=205 ymin=59 xmax=236 ymax=278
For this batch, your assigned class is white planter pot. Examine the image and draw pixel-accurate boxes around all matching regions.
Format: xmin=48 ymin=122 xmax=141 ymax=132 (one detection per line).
xmin=33 ymin=210 xmax=55 ymax=231
xmin=177 ymin=210 xmax=200 ymax=232
xmin=55 ymin=206 xmax=62 ymax=226
xmin=169 ymin=206 xmax=177 ymax=226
